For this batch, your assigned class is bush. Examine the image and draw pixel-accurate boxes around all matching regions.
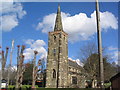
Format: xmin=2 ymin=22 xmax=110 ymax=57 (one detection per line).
xmin=8 ymin=85 xmax=39 ymax=89
xmin=104 ymin=82 xmax=111 ymax=88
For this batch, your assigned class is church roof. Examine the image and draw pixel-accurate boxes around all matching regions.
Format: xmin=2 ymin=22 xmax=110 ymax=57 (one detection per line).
xmin=54 ymin=4 xmax=63 ymax=31
xmin=68 ymin=59 xmax=82 ymax=69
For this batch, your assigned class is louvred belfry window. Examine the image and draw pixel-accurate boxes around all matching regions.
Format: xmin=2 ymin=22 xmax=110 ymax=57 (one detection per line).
xmin=59 ymin=47 xmax=62 ymax=53
xmin=59 ymin=40 xmax=61 ymax=45
xmin=59 ymin=33 xmax=61 ymax=38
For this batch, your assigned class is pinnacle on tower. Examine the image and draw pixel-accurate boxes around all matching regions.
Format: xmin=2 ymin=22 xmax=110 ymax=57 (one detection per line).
xmin=54 ymin=4 xmax=63 ymax=31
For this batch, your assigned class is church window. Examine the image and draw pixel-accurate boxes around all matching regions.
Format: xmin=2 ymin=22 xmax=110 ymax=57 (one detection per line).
xmin=54 ymin=36 xmax=56 ymax=41
xmin=72 ymin=76 xmax=77 ymax=84
xmin=53 ymin=69 xmax=56 ymax=78
xmin=69 ymin=67 xmax=71 ymax=70
xmin=59 ymin=40 xmax=61 ymax=45
xmin=59 ymin=33 xmax=62 ymax=38
xmin=64 ymin=36 xmax=65 ymax=40
xmin=59 ymin=47 xmax=62 ymax=53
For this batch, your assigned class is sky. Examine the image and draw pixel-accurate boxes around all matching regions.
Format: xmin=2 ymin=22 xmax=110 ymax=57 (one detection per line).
xmin=0 ymin=1 xmax=119 ymax=67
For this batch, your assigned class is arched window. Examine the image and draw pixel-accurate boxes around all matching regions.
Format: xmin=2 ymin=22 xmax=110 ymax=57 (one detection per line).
xmin=54 ymin=36 xmax=56 ymax=41
xmin=64 ymin=36 xmax=65 ymax=40
xmin=59 ymin=40 xmax=61 ymax=45
xmin=59 ymin=47 xmax=62 ymax=53
xmin=59 ymin=33 xmax=61 ymax=38
xmin=53 ymin=69 xmax=56 ymax=78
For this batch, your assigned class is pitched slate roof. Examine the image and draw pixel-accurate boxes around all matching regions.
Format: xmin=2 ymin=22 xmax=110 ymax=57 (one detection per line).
xmin=68 ymin=59 xmax=82 ymax=69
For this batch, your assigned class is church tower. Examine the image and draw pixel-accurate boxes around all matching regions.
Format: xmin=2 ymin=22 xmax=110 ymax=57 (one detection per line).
xmin=46 ymin=5 xmax=68 ymax=88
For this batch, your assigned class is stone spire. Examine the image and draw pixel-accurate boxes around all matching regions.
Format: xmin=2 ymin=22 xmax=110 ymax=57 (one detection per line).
xmin=54 ymin=4 xmax=63 ymax=31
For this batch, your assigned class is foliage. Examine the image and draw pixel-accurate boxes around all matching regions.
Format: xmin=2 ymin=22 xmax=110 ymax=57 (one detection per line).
xmin=83 ymin=53 xmax=99 ymax=80
xmin=104 ymin=61 xmax=118 ymax=81
xmin=104 ymin=82 xmax=111 ymax=88
xmin=8 ymin=85 xmax=15 ymax=88
xmin=23 ymin=58 xmax=46 ymax=86
xmin=84 ymin=53 xmax=117 ymax=81
xmin=79 ymin=42 xmax=118 ymax=82
xmin=23 ymin=61 xmax=33 ymax=85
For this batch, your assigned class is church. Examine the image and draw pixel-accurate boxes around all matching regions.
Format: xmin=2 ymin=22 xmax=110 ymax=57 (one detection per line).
xmin=46 ymin=5 xmax=86 ymax=88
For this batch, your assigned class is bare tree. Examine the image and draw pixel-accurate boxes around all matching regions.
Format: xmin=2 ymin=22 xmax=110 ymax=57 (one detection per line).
xmin=79 ymin=42 xmax=97 ymax=63
xmin=79 ymin=42 xmax=117 ymax=88
xmin=32 ymin=51 xmax=38 ymax=88
xmin=15 ymin=45 xmax=25 ymax=88
xmin=37 ymin=58 xmax=46 ymax=87
xmin=78 ymin=42 xmax=100 ymax=88
xmin=2 ymin=47 xmax=9 ymax=79
xmin=23 ymin=57 xmax=45 ymax=87
xmin=32 ymin=51 xmax=44 ymax=88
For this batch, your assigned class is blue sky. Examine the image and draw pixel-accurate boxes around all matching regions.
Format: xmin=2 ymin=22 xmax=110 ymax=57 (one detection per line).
xmin=1 ymin=2 xmax=118 ymax=66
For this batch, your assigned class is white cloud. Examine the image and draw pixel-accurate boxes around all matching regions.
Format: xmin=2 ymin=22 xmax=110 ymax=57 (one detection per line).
xmin=0 ymin=0 xmax=13 ymax=3
xmin=111 ymin=51 xmax=118 ymax=60
xmin=0 ymin=1 xmax=26 ymax=31
xmin=108 ymin=46 xmax=118 ymax=51
xmin=0 ymin=15 xmax=18 ymax=32
xmin=25 ymin=39 xmax=34 ymax=45
xmin=23 ymin=48 xmax=34 ymax=60
xmin=11 ymin=65 xmax=17 ymax=71
xmin=111 ymin=51 xmax=120 ymax=64
xmin=36 ymin=11 xmax=118 ymax=42
xmin=23 ymin=39 xmax=47 ymax=60
xmin=108 ymin=46 xmax=119 ymax=65
xmin=36 ymin=13 xmax=56 ymax=33
xmin=31 ymin=40 xmax=46 ymax=48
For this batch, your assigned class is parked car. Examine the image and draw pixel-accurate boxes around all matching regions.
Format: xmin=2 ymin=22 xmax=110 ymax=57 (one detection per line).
xmin=1 ymin=79 xmax=8 ymax=89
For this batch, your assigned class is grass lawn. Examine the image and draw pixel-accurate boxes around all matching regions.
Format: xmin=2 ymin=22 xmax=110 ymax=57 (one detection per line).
xmin=7 ymin=83 xmax=111 ymax=90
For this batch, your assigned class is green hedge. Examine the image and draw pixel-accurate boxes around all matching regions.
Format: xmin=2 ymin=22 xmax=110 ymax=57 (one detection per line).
xmin=8 ymin=85 xmax=39 ymax=88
